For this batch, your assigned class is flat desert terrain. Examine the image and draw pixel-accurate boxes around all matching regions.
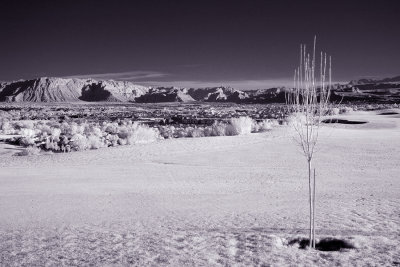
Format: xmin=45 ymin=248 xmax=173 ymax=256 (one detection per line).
xmin=0 ymin=110 xmax=399 ymax=266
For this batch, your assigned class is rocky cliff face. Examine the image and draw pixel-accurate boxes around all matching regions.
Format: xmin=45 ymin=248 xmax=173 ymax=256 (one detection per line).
xmin=0 ymin=77 xmax=150 ymax=102
xmin=0 ymin=78 xmax=82 ymax=102
xmin=135 ymin=87 xmax=195 ymax=103
xmin=349 ymin=76 xmax=400 ymax=85
xmin=333 ymin=76 xmax=400 ymax=103
xmin=1 ymin=76 xmax=399 ymax=103
xmin=242 ymin=88 xmax=288 ymax=103
xmin=187 ymin=87 xmax=248 ymax=102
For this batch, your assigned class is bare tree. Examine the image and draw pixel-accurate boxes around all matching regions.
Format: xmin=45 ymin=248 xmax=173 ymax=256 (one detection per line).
xmin=286 ymin=36 xmax=331 ymax=249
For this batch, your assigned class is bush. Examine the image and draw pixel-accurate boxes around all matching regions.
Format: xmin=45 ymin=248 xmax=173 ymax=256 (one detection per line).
xmin=339 ymin=107 xmax=353 ymax=114
xmin=188 ymin=127 xmax=205 ymax=138
xmin=87 ymin=135 xmax=104 ymax=149
xmin=126 ymin=123 xmax=160 ymax=144
xmin=15 ymin=120 xmax=34 ymax=130
xmin=211 ymin=122 xmax=227 ymax=136
xmin=327 ymin=107 xmax=340 ymax=115
xmin=229 ymin=117 xmax=253 ymax=135
xmin=16 ymin=146 xmax=41 ymax=156
xmin=70 ymin=134 xmax=88 ymax=151
xmin=19 ymin=136 xmax=36 ymax=146
xmin=0 ymin=120 xmax=14 ymax=134
xmin=252 ymin=119 xmax=273 ymax=132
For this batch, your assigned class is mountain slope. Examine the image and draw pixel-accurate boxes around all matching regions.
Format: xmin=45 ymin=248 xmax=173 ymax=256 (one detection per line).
xmin=334 ymin=76 xmax=400 ymax=103
xmin=135 ymin=87 xmax=195 ymax=103
xmin=0 ymin=75 xmax=399 ymax=103
xmin=349 ymin=76 xmax=400 ymax=85
xmin=0 ymin=77 xmax=149 ymax=102
xmin=187 ymin=87 xmax=248 ymax=102
xmin=0 ymin=78 xmax=82 ymax=102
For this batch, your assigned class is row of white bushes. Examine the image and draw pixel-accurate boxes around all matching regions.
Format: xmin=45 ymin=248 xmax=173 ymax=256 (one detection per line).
xmin=0 ymin=117 xmax=275 ymax=155
xmin=157 ymin=117 xmax=275 ymax=139
xmin=1 ymin=120 xmax=160 ymax=152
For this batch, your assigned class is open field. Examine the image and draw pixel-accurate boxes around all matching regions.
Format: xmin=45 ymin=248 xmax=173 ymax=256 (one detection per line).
xmin=0 ymin=109 xmax=399 ymax=266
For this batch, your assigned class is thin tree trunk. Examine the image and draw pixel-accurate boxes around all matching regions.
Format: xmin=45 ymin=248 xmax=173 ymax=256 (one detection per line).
xmin=308 ymin=159 xmax=313 ymax=248
xmin=289 ymin=38 xmax=331 ymax=250
xmin=313 ymin=168 xmax=316 ymax=248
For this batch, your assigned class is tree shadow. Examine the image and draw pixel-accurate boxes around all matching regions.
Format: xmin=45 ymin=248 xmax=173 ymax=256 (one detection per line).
xmin=322 ymin=118 xmax=367 ymax=124
xmin=288 ymin=237 xmax=355 ymax=251
xmin=378 ymin=112 xmax=399 ymax=115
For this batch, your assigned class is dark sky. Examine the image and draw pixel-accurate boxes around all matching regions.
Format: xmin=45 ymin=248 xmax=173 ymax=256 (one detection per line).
xmin=1 ymin=0 xmax=399 ymax=89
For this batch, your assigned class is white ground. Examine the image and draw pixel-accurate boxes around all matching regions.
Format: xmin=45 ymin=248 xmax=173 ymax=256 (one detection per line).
xmin=0 ymin=110 xmax=399 ymax=266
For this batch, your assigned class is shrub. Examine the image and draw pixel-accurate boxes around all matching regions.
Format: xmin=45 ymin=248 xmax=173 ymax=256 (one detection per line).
xmin=117 ymin=126 xmax=130 ymax=139
xmin=45 ymin=137 xmax=60 ymax=151
xmin=15 ymin=120 xmax=34 ymax=130
xmin=188 ymin=127 xmax=205 ymax=138
xmin=51 ymin=127 xmax=61 ymax=137
xmin=126 ymin=123 xmax=160 ymax=144
xmin=69 ymin=134 xmax=89 ymax=151
xmin=36 ymin=123 xmax=52 ymax=136
xmin=87 ymin=135 xmax=104 ymax=149
xmin=224 ymin=124 xmax=237 ymax=136
xmin=327 ymin=107 xmax=340 ymax=115
xmin=105 ymin=134 xmax=119 ymax=147
xmin=104 ymin=123 xmax=118 ymax=134
xmin=252 ymin=119 xmax=273 ymax=132
xmin=211 ymin=122 xmax=227 ymax=136
xmin=339 ymin=107 xmax=353 ymax=114
xmin=0 ymin=120 xmax=14 ymax=134
xmin=16 ymin=146 xmax=41 ymax=156
xmin=19 ymin=136 xmax=36 ymax=146
xmin=229 ymin=117 xmax=252 ymax=135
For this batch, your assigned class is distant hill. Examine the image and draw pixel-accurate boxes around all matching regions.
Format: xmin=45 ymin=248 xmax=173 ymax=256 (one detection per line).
xmin=0 ymin=77 xmax=290 ymax=104
xmin=349 ymin=76 xmax=400 ymax=85
xmin=135 ymin=87 xmax=195 ymax=103
xmin=333 ymin=75 xmax=400 ymax=103
xmin=241 ymin=88 xmax=288 ymax=103
xmin=0 ymin=76 xmax=399 ymax=104
xmin=0 ymin=77 xmax=149 ymax=102
xmin=188 ymin=87 xmax=248 ymax=102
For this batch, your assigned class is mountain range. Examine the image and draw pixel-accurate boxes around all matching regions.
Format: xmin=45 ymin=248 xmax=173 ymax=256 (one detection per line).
xmin=0 ymin=76 xmax=399 ymax=104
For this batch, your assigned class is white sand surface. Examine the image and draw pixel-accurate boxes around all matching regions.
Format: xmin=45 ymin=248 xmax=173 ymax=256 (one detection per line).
xmin=0 ymin=111 xmax=399 ymax=266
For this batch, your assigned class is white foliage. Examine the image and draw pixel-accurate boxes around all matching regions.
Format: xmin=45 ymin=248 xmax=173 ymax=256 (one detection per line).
xmin=0 ymin=120 xmax=14 ymax=134
xmin=70 ymin=134 xmax=88 ymax=151
xmin=87 ymin=135 xmax=104 ymax=149
xmin=252 ymin=119 xmax=273 ymax=132
xmin=211 ymin=122 xmax=227 ymax=136
xmin=0 ymin=116 xmax=276 ymax=153
xmin=126 ymin=123 xmax=160 ymax=144
xmin=229 ymin=117 xmax=253 ymax=135
xmin=20 ymin=128 xmax=36 ymax=137
xmin=328 ymin=107 xmax=340 ymax=115
xmin=340 ymin=107 xmax=353 ymax=114
xmin=16 ymin=146 xmax=41 ymax=156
